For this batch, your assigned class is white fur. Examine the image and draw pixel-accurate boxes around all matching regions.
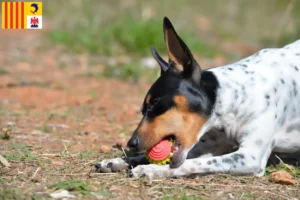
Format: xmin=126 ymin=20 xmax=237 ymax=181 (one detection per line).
xmin=97 ymin=40 xmax=300 ymax=179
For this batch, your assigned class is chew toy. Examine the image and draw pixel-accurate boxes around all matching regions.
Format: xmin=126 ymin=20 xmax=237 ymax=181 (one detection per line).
xmin=146 ymin=140 xmax=173 ymax=165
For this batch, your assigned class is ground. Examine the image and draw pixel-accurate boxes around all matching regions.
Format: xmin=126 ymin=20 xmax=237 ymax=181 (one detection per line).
xmin=1 ymin=6 xmax=300 ymax=200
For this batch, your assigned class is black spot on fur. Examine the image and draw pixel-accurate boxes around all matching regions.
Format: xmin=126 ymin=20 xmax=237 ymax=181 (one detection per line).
xmin=292 ymin=80 xmax=297 ymax=96
xmin=207 ymin=161 xmax=212 ymax=165
xmin=271 ymin=140 xmax=276 ymax=147
xmin=265 ymin=94 xmax=270 ymax=99
xmin=295 ymin=53 xmax=300 ymax=56
xmin=280 ymin=79 xmax=285 ymax=84
xmin=274 ymin=88 xmax=277 ymax=93
xmin=275 ymin=114 xmax=277 ymax=119
xmin=281 ymin=53 xmax=285 ymax=57
xmin=284 ymin=105 xmax=287 ymax=112
xmin=222 ymin=158 xmax=233 ymax=164
xmin=228 ymin=67 xmax=233 ymax=71
xmin=241 ymin=161 xmax=245 ymax=166
xmin=255 ymin=139 xmax=263 ymax=146
xmin=232 ymin=154 xmax=244 ymax=162
xmin=234 ymin=90 xmax=238 ymax=99
xmin=287 ymin=122 xmax=300 ymax=133
xmin=257 ymin=168 xmax=264 ymax=174
xmin=251 ymin=156 xmax=256 ymax=160
xmin=212 ymin=159 xmax=217 ymax=163
xmin=294 ymin=66 xmax=299 ymax=71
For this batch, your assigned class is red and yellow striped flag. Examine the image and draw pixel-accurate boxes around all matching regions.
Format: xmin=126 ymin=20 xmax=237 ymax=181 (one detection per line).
xmin=2 ymin=2 xmax=43 ymax=29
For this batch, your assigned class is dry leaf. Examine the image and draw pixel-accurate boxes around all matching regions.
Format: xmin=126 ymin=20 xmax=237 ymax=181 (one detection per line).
xmin=99 ymin=145 xmax=112 ymax=153
xmin=270 ymin=170 xmax=294 ymax=185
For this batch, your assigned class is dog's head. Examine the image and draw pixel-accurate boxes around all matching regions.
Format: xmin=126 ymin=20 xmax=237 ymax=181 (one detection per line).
xmin=127 ymin=17 xmax=213 ymax=168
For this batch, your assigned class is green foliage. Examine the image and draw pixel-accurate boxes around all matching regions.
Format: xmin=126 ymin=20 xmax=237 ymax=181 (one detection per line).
xmin=102 ymin=63 xmax=159 ymax=82
xmin=265 ymin=161 xmax=300 ymax=177
xmin=242 ymin=192 xmax=256 ymax=199
xmin=39 ymin=124 xmax=53 ymax=133
xmin=79 ymin=149 xmax=93 ymax=161
xmin=48 ymin=15 xmax=219 ymax=58
xmin=3 ymin=144 xmax=37 ymax=161
xmin=0 ymin=68 xmax=7 ymax=75
xmin=53 ymin=180 xmax=91 ymax=195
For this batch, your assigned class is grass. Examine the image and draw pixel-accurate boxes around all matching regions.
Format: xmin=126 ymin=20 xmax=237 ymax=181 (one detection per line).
xmin=265 ymin=160 xmax=300 ymax=177
xmin=102 ymin=62 xmax=160 ymax=82
xmin=3 ymin=143 xmax=37 ymax=161
xmin=0 ymin=68 xmax=8 ymax=75
xmin=162 ymin=193 xmax=204 ymax=200
xmin=79 ymin=149 xmax=93 ymax=161
xmin=39 ymin=124 xmax=53 ymax=133
xmin=52 ymin=180 xmax=92 ymax=195
xmin=0 ymin=188 xmax=26 ymax=200
xmin=241 ymin=192 xmax=256 ymax=199
xmin=48 ymin=14 xmax=220 ymax=58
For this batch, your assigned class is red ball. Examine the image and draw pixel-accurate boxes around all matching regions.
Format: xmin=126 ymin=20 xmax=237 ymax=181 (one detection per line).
xmin=147 ymin=140 xmax=172 ymax=161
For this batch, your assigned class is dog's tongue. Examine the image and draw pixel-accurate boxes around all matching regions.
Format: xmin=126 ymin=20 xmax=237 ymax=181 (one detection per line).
xmin=147 ymin=140 xmax=171 ymax=161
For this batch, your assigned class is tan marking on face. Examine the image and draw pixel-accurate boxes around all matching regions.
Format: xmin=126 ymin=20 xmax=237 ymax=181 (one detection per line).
xmin=141 ymin=94 xmax=151 ymax=113
xmin=136 ymin=95 xmax=207 ymax=150
xmin=145 ymin=94 xmax=151 ymax=104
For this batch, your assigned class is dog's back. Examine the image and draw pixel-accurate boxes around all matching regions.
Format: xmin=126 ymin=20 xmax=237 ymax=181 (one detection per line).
xmin=208 ymin=40 xmax=300 ymax=153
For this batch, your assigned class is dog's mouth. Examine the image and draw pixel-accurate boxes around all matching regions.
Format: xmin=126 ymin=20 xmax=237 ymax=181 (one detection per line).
xmin=147 ymin=135 xmax=186 ymax=168
xmin=168 ymin=135 xmax=180 ymax=155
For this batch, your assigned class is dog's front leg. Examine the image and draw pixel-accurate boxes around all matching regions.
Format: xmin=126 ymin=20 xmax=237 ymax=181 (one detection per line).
xmin=131 ymin=147 xmax=268 ymax=179
xmin=95 ymin=155 xmax=149 ymax=173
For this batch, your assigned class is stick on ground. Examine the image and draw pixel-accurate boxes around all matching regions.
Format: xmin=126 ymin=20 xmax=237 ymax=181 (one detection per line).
xmin=0 ymin=154 xmax=10 ymax=167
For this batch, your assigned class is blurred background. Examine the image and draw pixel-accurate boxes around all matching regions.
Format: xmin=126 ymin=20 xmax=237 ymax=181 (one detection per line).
xmin=1 ymin=1 xmax=300 ymax=199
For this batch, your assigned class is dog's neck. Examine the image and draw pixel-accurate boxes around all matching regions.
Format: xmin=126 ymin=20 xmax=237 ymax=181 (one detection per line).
xmin=199 ymin=68 xmax=248 ymax=140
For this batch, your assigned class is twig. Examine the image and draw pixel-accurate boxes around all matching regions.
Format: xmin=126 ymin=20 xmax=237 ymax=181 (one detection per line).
xmin=28 ymin=167 xmax=40 ymax=182
xmin=49 ymin=173 xmax=88 ymax=176
xmin=275 ymin=154 xmax=285 ymax=164
xmin=0 ymin=154 xmax=10 ymax=167
xmin=39 ymin=153 xmax=79 ymax=157
xmin=49 ymin=172 xmax=116 ymax=176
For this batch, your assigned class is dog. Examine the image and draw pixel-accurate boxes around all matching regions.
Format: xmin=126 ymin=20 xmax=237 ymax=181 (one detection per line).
xmin=95 ymin=17 xmax=300 ymax=179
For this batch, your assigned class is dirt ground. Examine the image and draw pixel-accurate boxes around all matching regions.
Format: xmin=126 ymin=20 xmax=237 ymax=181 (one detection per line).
xmin=0 ymin=28 xmax=299 ymax=200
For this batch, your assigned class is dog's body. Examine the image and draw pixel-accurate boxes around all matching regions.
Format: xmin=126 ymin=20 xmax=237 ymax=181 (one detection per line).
xmin=96 ymin=17 xmax=300 ymax=179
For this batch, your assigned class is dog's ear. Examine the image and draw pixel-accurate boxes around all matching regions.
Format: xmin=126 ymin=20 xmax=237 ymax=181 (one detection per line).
xmin=150 ymin=46 xmax=168 ymax=75
xmin=163 ymin=17 xmax=201 ymax=84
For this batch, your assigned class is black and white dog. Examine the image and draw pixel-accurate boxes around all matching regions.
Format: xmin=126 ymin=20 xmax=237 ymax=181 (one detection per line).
xmin=96 ymin=17 xmax=300 ymax=179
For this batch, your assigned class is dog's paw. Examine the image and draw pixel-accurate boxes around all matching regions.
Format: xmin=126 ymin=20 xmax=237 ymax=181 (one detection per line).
xmin=130 ymin=164 xmax=171 ymax=179
xmin=95 ymin=158 xmax=128 ymax=173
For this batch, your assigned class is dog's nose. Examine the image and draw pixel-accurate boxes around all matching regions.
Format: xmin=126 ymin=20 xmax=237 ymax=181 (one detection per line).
xmin=127 ymin=136 xmax=139 ymax=151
